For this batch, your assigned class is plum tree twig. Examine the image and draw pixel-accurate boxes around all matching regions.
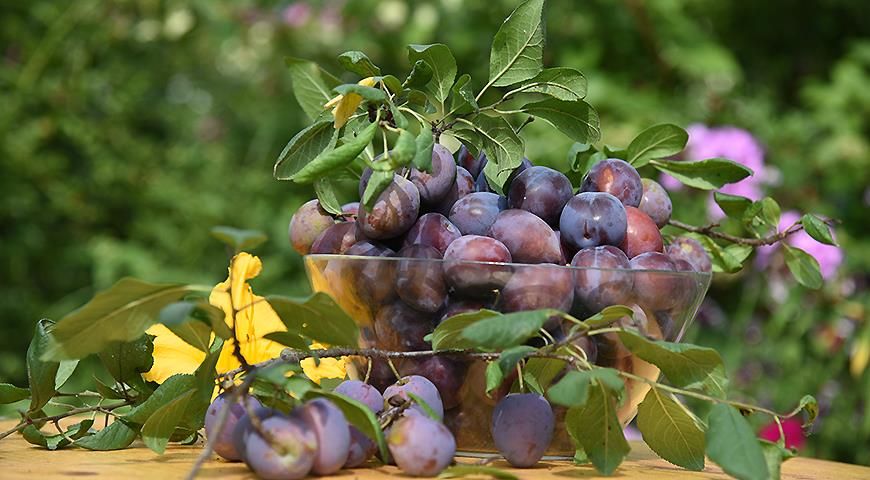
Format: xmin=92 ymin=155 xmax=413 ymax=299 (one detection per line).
xmin=0 ymin=399 xmax=133 ymax=441
xmin=667 ymin=218 xmax=836 ymax=246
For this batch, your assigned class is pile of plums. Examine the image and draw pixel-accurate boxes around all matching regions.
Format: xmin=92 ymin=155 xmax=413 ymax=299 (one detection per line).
xmin=287 ymin=144 xmax=713 ymax=459
xmin=205 ymin=376 xmax=457 ymax=479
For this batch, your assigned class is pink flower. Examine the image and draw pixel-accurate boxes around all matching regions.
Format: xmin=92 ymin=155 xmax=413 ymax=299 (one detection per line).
xmin=759 ymin=417 xmax=805 ymax=450
xmin=755 ymin=210 xmax=843 ymax=279
xmin=281 ymin=2 xmax=311 ymax=27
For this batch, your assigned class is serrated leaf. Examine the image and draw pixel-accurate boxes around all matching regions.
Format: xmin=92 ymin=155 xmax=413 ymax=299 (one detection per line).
xmin=565 ymin=381 xmax=630 ymax=475
xmin=450 ymin=127 xmax=483 ymax=159
xmin=548 ymin=368 xmax=624 ymax=408
xmin=142 ymin=390 xmax=195 ymax=454
xmin=788 ymin=394 xmax=819 ymax=427
xmin=23 ymin=419 xmax=93 ymax=451
xmin=497 ymin=346 xmax=537 ymax=374
xmin=388 ymin=128 xmax=418 ymax=168
xmin=617 ymin=330 xmax=728 ymax=397
xmin=430 ymin=309 xmax=501 ymax=350
xmin=44 ymin=278 xmax=202 ymax=361
xmin=485 ymin=361 xmax=504 ymax=396
xmin=408 ymin=44 xmax=457 ymax=104
xmin=126 ymin=374 xmax=196 ymax=424
xmin=75 ymin=419 xmax=139 ymax=451
xmin=706 ymin=404 xmax=769 ymax=480
xmin=714 ymin=192 xmax=753 ymax=218
xmin=158 ymin=302 xmax=216 ymax=353
xmin=582 ymin=305 xmax=635 ymax=329
xmin=27 ymin=319 xmax=59 ymax=412
xmin=338 ymin=51 xmax=381 ymax=77
xmin=273 ymin=120 xmax=337 ymax=181
xmin=268 ymin=293 xmax=359 ymax=347
xmin=651 ymin=158 xmax=753 ymax=190
xmin=285 ymin=57 xmax=341 ymax=120
xmin=567 ymin=142 xmax=598 ymax=173
xmin=306 ymin=389 xmax=389 ymax=464
xmin=488 ymin=0 xmax=545 ymax=87
xmin=637 ymin=386 xmax=705 ymax=471
xmin=291 ymin=121 xmax=379 ymax=184
xmin=362 ymin=171 xmax=394 ymax=211
xmin=412 ymin=126 xmax=435 ymax=172
xmin=450 ymin=73 xmax=478 ymax=114
xmin=0 ymin=383 xmax=29 ymax=404
xmin=783 ymin=245 xmax=823 ymax=289
xmin=333 ymin=84 xmax=387 ymax=102
xmin=263 ymin=331 xmax=309 ymax=350
xmin=522 ymin=99 xmax=601 ymax=143
xmin=626 ymin=124 xmax=688 ymax=167
xmin=404 ymin=60 xmax=434 ymax=89
xmin=523 ymin=356 xmax=569 ymax=392
xmin=54 ymin=360 xmax=78 ymax=390
xmin=760 ymin=439 xmax=796 ymax=480
xmin=474 ymin=115 xmax=524 ymax=192
xmin=801 ymin=214 xmax=837 ymax=246
xmin=461 ymin=309 xmax=558 ymax=350
xmin=98 ymin=335 xmax=155 ymax=395
xmin=439 ymin=465 xmax=519 ymax=479
xmin=313 ymin=177 xmax=345 ymax=216
xmin=522 ymin=372 xmax=544 ymax=395
xmin=506 ymin=67 xmax=587 ymax=101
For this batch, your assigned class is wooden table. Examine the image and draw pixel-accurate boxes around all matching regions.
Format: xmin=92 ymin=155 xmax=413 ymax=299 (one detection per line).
xmin=2 ymin=420 xmax=868 ymax=479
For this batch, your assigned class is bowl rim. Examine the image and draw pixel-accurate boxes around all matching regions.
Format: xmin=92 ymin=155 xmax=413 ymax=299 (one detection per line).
xmin=304 ymin=253 xmax=714 ymax=280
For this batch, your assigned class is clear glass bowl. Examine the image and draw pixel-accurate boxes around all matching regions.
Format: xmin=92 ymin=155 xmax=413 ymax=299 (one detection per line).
xmin=304 ymin=254 xmax=711 ymax=456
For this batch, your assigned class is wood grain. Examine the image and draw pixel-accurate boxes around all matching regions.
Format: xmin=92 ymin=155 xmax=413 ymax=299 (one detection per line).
xmin=1 ymin=419 xmax=868 ymax=479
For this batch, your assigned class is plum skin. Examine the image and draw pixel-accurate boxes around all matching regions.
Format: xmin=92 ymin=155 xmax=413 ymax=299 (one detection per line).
xmin=491 ymin=393 xmax=554 ymax=467
xmin=383 ymin=375 xmax=444 ymax=420
xmin=358 ymin=174 xmax=421 ymax=239
xmin=334 ymin=380 xmax=384 ymax=467
xmin=289 ymin=199 xmax=335 ymax=255
xmin=299 ymin=398 xmax=351 ymax=475
xmin=388 ymin=414 xmax=456 ymax=477
xmin=204 ymin=393 xmax=263 ymax=461
xmin=244 ymin=414 xmax=318 ymax=480
xmin=560 ymin=192 xmax=628 ymax=250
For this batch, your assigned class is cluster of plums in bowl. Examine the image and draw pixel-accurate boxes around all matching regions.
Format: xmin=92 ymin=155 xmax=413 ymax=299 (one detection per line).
xmin=290 ymin=144 xmax=713 ymax=455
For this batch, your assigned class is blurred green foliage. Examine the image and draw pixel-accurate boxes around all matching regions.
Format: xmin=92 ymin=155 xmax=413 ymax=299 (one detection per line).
xmin=1 ymin=0 xmax=867 ymax=465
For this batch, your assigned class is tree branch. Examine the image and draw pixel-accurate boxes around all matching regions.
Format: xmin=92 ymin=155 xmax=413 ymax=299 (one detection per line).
xmin=667 ymin=219 xmax=815 ymax=246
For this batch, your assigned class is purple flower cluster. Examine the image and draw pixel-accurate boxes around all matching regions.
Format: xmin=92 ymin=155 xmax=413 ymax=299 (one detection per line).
xmin=756 ymin=210 xmax=843 ymax=279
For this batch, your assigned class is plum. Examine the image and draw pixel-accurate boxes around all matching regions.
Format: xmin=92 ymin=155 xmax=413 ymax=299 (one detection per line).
xmin=358 ymin=174 xmax=421 ymax=239
xmin=630 ymin=252 xmax=678 ymax=310
xmin=289 ymin=199 xmax=335 ymax=255
xmin=579 ymin=158 xmax=643 ymax=207
xmin=507 ymin=166 xmax=574 ymax=226
xmin=204 ymin=393 xmax=263 ymax=461
xmin=560 ymin=192 xmax=627 ymax=250
xmin=388 ymin=414 xmax=456 ymax=476
xmin=435 ymin=166 xmax=475 ymax=215
xmin=310 ymin=222 xmax=364 ymax=254
xmin=402 ymin=213 xmax=461 ymax=255
xmin=448 ymin=192 xmax=507 ymax=237
xmin=232 ymin=405 xmax=281 ymax=464
xmin=499 ymin=264 xmax=574 ymax=313
xmin=666 ymin=236 xmax=712 ymax=273
xmin=299 ymin=398 xmax=351 ymax=475
xmin=638 ymin=179 xmax=672 ymax=228
xmin=491 ymin=393 xmax=554 ymax=467
xmin=489 ymin=209 xmax=563 ymax=264
xmin=403 ymin=356 xmax=467 ymax=410
xmin=620 ymin=206 xmax=664 ymax=258
xmin=443 ymin=235 xmax=513 ymax=297
xmin=410 ymin=144 xmax=457 ymax=204
xmin=571 ymin=246 xmax=634 ymax=312
xmin=244 ymin=413 xmax=318 ymax=480
xmin=395 ymin=245 xmax=448 ymax=313
xmin=383 ymin=375 xmax=444 ymax=420
xmin=374 ymin=301 xmax=434 ymax=352
xmin=457 ymin=145 xmax=485 ymax=179
xmin=345 ymin=240 xmax=396 ymax=305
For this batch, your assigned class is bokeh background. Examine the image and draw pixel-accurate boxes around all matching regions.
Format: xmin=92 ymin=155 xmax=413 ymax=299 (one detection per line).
xmin=1 ymin=0 xmax=868 ymax=465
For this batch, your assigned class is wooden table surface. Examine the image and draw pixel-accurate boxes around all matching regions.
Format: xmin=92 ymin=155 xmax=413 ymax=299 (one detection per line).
xmin=2 ymin=419 xmax=869 ymax=479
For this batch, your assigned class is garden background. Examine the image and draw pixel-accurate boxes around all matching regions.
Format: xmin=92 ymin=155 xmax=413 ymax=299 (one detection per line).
xmin=1 ymin=0 xmax=868 ymax=466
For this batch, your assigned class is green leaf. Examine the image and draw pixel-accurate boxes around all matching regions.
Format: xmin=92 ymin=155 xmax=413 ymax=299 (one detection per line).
xmin=273 ymin=120 xmax=337 ymax=181
xmin=497 ymin=346 xmax=537 ymax=374
xmin=284 ymin=57 xmax=341 ymax=120
xmin=439 ymin=465 xmax=519 ymax=480
xmin=651 ymin=158 xmax=753 ymax=190
xmin=94 ymin=376 xmax=125 ymax=400
xmin=0 ymin=383 xmax=29 ymax=404
xmin=565 ymin=380 xmax=630 ymax=475
xmin=522 ymin=99 xmax=601 ymax=143
xmin=158 ymin=302 xmax=216 ymax=352
xmin=22 ymin=420 xmax=93 ymax=451
xmin=27 ymin=319 xmax=59 ymax=412
xmin=430 ymin=309 xmax=501 ymax=350
xmin=714 ymin=192 xmax=753 ymax=218
xmin=98 ymin=336 xmax=155 ymax=395
xmin=407 ymin=392 xmax=442 ymax=421
xmin=582 ymin=305 xmax=635 ymax=329
xmin=693 ymin=235 xmax=746 ymax=274
xmin=617 ymin=330 xmax=728 ymax=397
xmin=450 ymin=127 xmax=483 ymax=159
xmin=801 ymin=214 xmax=837 ymax=246
xmin=626 ymin=124 xmax=689 ymax=167
xmin=362 ymin=171 xmax=394 ymax=211
xmin=567 ymin=143 xmax=598 ymax=173
xmin=523 ymin=356 xmax=568 ymax=392
xmin=185 ymin=340 xmax=224 ymax=432
xmin=333 ymin=84 xmax=387 ymax=102
xmin=450 ymin=74 xmax=478 ymax=114
xmin=783 ymin=245 xmax=824 ymax=289
xmin=313 ymin=177 xmax=345 ymax=216
xmin=142 ymin=390 xmax=195 ymax=454
xmin=788 ymin=394 xmax=819 ymax=427
xmin=637 ymin=386 xmax=705 ymax=471
xmin=548 ymin=368 xmax=625 ymax=408
xmin=475 ymin=115 xmax=525 ymax=192
xmin=411 ymin=126 xmax=435 ymax=172
xmin=408 ymin=44 xmax=457 ymax=104
xmin=54 ymin=360 xmax=78 ymax=390
xmin=461 ymin=309 xmax=558 ymax=350
xmin=263 ymin=331 xmax=309 ymax=350
xmin=485 ymin=361 xmax=504 ymax=396
xmin=306 ymin=389 xmax=389 ymax=464
xmin=75 ymin=419 xmax=140 ymax=451
xmin=291 ymin=121 xmax=379 ymax=184
xmin=488 ymin=0 xmax=545 ymax=87
xmin=388 ymin=128 xmax=418 ymax=168
xmin=268 ymin=293 xmax=359 ymax=347
xmin=44 ymin=278 xmax=202 ymax=360
xmin=403 ymin=60 xmax=433 ymax=89
xmin=337 ymin=51 xmax=381 ymax=77
xmin=706 ymin=404 xmax=769 ymax=480
xmin=522 ymin=371 xmax=544 ymax=395
xmin=126 ymin=374 xmax=196 ymax=424
xmin=506 ymin=67 xmax=587 ymax=101
xmin=760 ymin=439 xmax=796 ymax=480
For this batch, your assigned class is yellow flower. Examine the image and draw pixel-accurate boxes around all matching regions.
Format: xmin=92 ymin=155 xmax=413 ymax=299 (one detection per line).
xmin=325 ymin=76 xmax=378 ymax=129
xmin=142 ymin=252 xmax=347 ymax=385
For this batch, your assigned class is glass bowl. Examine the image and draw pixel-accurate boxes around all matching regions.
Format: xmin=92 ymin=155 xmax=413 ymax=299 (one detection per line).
xmin=304 ymin=254 xmax=711 ymax=456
